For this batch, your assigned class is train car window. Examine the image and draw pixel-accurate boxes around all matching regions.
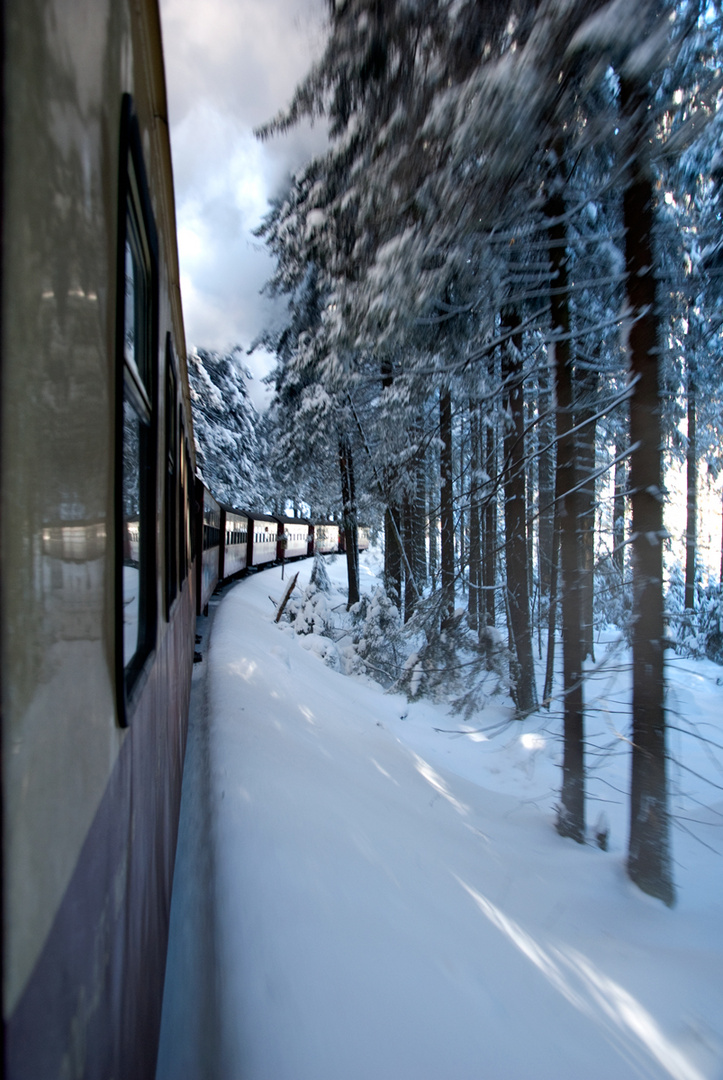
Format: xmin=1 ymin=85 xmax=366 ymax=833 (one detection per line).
xmin=179 ymin=420 xmax=190 ymax=584
xmin=190 ymin=475 xmax=199 ymax=566
xmin=177 ymin=421 xmax=185 ymax=584
xmin=165 ymin=339 xmax=179 ymax=616
xmin=178 ymin=417 xmax=185 ymax=583
xmin=116 ymin=94 xmax=159 ymax=723
xmin=185 ymin=442 xmax=193 ymax=570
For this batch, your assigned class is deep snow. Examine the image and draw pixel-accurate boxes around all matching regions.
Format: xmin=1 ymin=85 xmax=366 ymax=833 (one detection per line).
xmin=157 ymin=553 xmax=723 ymax=1080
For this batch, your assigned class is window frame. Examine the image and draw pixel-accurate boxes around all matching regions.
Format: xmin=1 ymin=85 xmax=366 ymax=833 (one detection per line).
xmin=115 ymin=94 xmax=159 ymax=727
xmin=165 ymin=334 xmax=179 ymax=618
xmin=179 ymin=420 xmax=191 ymax=583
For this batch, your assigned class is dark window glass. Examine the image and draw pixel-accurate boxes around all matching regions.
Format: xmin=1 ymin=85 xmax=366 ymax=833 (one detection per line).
xmin=165 ymin=348 xmax=178 ymax=614
xmin=178 ymin=421 xmax=189 ymax=583
xmin=122 ymin=395 xmax=144 ymax=661
xmin=120 ymin=150 xmax=156 ymax=697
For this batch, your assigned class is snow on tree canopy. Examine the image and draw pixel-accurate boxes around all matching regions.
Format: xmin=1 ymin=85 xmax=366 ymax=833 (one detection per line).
xmin=187 ymin=347 xmax=264 ymax=507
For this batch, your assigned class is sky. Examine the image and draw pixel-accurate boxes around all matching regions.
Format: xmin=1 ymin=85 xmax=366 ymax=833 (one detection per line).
xmin=159 ymin=0 xmax=329 ymax=407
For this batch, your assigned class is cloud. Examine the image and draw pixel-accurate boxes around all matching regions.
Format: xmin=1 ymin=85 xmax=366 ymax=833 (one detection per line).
xmin=162 ymin=0 xmax=326 ymax=127
xmin=160 ymin=0 xmax=328 ymax=363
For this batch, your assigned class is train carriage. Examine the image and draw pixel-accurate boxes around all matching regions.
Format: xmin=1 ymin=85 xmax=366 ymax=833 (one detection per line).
xmin=339 ymin=524 xmax=371 ymax=553
xmin=221 ymin=506 xmax=250 ymax=579
xmin=196 ymin=481 xmax=221 ymax=615
xmin=247 ymin=512 xmax=280 ymax=568
xmin=1 ymin=1 xmax=197 ymax=1076
xmin=0 ymin=1 xmax=375 ymax=1075
xmin=313 ymin=520 xmax=340 ymax=555
xmin=275 ymin=515 xmax=312 ymax=562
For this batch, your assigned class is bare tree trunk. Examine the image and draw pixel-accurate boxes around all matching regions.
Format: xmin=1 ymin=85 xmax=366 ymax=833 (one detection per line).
xmin=403 ymin=491 xmax=416 ymax=622
xmin=427 ymin=422 xmax=439 ymax=588
xmin=381 ymin=357 xmax=403 ymax=608
xmin=576 ymin=366 xmax=599 ymax=662
xmin=622 ymin=74 xmax=675 ymax=906
xmin=482 ymin=395 xmax=497 ymax=642
xmin=501 ymin=315 xmax=538 ymax=715
xmin=339 ymin=433 xmax=360 ymax=608
xmin=440 ymin=389 xmax=455 ymax=624
xmin=538 ymin=353 xmax=556 ymax=601
xmin=720 ymin=488 xmax=723 ymax=586
xmin=613 ymin=425 xmax=627 ymax=580
xmin=413 ymin=426 xmax=428 ymax=591
xmin=547 ymin=186 xmax=585 ymax=842
xmin=468 ymin=402 xmax=482 ymax=632
xmin=458 ymin=420 xmax=466 ymax=595
xmin=526 ymin=390 xmax=537 ymax=650
xmin=685 ymin=355 xmax=697 ymax=614
xmin=543 ymin=511 xmax=560 ymax=707
xmin=385 ymin=507 xmax=403 ymax=608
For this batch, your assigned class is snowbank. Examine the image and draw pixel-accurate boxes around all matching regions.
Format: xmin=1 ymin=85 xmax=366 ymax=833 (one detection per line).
xmin=158 ymin=553 xmax=723 ymax=1080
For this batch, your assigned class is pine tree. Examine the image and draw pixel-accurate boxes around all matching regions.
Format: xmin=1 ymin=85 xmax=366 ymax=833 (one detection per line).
xmin=187 ymin=347 xmax=263 ymax=507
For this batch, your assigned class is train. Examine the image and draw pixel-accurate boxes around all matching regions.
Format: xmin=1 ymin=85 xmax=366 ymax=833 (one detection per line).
xmin=1 ymin=0 xmax=197 ymax=1075
xmin=0 ymin=2 xmax=369 ymax=1076
xmin=195 ymin=496 xmax=370 ymax=615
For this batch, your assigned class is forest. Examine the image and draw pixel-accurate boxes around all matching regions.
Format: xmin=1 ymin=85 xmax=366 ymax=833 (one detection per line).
xmin=191 ymin=0 xmax=723 ymax=908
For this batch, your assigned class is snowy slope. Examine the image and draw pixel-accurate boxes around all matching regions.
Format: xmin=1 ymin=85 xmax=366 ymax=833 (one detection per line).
xmin=157 ymin=554 xmax=723 ymax=1080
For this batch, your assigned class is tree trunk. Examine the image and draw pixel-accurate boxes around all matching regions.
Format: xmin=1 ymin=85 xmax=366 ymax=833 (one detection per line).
xmin=427 ymin=427 xmax=439 ymax=587
xmin=482 ymin=390 xmax=497 ymax=642
xmin=458 ymin=421 xmax=466 ymax=595
xmin=413 ymin=424 xmax=428 ymax=591
xmin=539 ymin=350 xmax=557 ymax=684
xmin=414 ymin=457 xmax=425 ymax=591
xmin=403 ymin=491 xmax=416 ymax=622
xmin=338 ymin=432 xmax=360 ymax=608
xmin=547 ymin=187 xmax=585 ymax=842
xmin=613 ymin=425 xmax=627 ymax=581
xmin=622 ymin=75 xmax=675 ymax=906
xmin=381 ymin=357 xmax=403 ymax=608
xmin=384 ymin=507 xmax=403 ymax=607
xmin=538 ymin=353 xmax=556 ymax=601
xmin=501 ymin=315 xmax=538 ymax=715
xmin=575 ymin=366 xmax=599 ymax=662
xmin=542 ymin=511 xmax=560 ymax=707
xmin=685 ymin=355 xmax=697 ymax=614
xmin=720 ymin=488 xmax=723 ymax=586
xmin=440 ymin=389 xmax=455 ymax=624
xmin=468 ymin=402 xmax=482 ymax=632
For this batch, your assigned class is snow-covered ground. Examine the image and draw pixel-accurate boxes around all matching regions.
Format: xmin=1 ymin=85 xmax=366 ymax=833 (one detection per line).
xmin=157 ymin=552 xmax=723 ymax=1080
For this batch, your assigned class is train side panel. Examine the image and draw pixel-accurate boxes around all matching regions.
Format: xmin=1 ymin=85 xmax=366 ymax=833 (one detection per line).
xmin=1 ymin=1 xmax=195 ymax=1076
xmin=314 ymin=521 xmax=340 ymax=555
xmin=275 ymin=515 xmax=311 ymax=562
xmin=223 ymin=509 xmax=249 ymax=577
xmin=248 ymin=513 xmax=279 ymax=567
xmin=196 ymin=482 xmax=221 ymax=615
xmin=339 ymin=525 xmax=370 ymax=553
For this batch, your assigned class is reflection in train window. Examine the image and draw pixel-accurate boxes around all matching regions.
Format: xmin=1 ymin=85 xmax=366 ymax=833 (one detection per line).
xmin=165 ymin=341 xmax=178 ymax=615
xmin=122 ymin=200 xmax=152 ymax=675
xmin=118 ymin=95 xmax=157 ymax=718
xmin=179 ymin=424 xmax=191 ymax=582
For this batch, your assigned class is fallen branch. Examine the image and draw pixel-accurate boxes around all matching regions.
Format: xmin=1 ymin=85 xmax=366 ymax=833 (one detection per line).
xmin=274 ymin=572 xmax=299 ymax=623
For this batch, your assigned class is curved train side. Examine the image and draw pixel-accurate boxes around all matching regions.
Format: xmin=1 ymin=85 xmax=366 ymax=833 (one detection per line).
xmin=1 ymin=1 xmax=200 ymax=1076
xmin=195 ymin=489 xmax=369 ymax=617
xmin=0 ymin=2 xmax=368 ymax=1076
